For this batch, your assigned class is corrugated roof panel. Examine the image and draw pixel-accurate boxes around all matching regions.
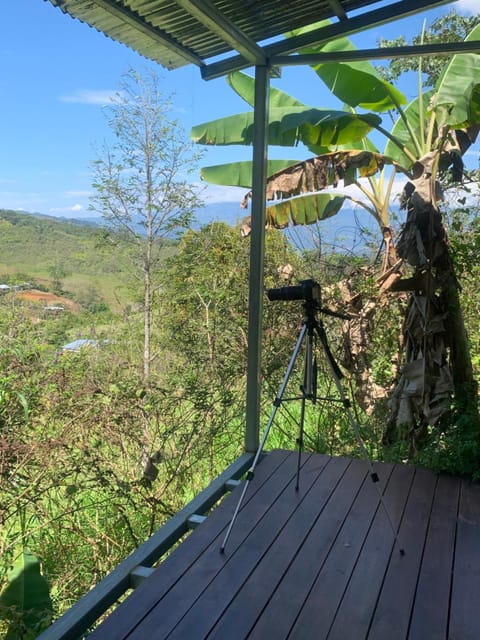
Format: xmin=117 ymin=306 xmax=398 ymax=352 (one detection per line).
xmin=45 ymin=0 xmax=455 ymax=72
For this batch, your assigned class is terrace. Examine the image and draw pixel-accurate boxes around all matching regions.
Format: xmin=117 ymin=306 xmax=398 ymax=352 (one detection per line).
xmin=37 ymin=1 xmax=480 ymax=638
xmin=39 ymin=449 xmax=480 ymax=639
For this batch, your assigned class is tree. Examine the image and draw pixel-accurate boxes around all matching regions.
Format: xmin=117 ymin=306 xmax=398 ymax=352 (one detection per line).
xmin=90 ymin=68 xmax=203 ymax=382
xmin=190 ymin=21 xmax=480 ymax=461
xmin=377 ymin=10 xmax=480 ymax=89
xmin=47 ymin=260 xmax=69 ymax=295
xmin=158 ymin=222 xmax=307 ymax=476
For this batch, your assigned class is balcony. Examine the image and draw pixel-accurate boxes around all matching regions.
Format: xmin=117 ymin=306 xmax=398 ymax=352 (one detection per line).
xmin=39 ymin=448 xmax=480 ymax=639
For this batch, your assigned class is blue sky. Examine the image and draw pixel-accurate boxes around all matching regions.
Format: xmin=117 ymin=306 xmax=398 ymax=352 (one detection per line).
xmin=0 ymin=0 xmax=477 ymax=221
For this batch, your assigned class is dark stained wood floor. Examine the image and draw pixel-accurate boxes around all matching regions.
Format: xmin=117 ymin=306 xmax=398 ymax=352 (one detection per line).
xmin=88 ymin=449 xmax=480 ymax=639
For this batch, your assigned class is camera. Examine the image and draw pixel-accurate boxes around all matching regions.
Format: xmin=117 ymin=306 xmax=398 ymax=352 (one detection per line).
xmin=267 ymin=279 xmax=321 ymax=307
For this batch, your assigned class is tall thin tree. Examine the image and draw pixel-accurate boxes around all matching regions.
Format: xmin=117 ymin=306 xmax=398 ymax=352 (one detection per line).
xmin=90 ymin=68 xmax=203 ymax=381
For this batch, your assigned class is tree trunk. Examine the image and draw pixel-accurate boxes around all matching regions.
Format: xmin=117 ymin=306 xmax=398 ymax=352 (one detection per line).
xmin=143 ymin=266 xmax=151 ymax=382
xmin=140 ymin=264 xmax=152 ymax=482
xmin=384 ymin=165 xmax=479 ymax=444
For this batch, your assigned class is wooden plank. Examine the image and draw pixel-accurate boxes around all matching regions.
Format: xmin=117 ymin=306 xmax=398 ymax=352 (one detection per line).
xmin=367 ymin=467 xmax=437 ymax=640
xmin=124 ymin=451 xmax=326 ymax=639
xmin=327 ymin=463 xmax=415 ymax=640
xmin=246 ymin=457 xmax=372 ymax=639
xmin=170 ymin=455 xmax=352 ymax=639
xmin=448 ymin=479 xmax=480 ymax=640
xmin=407 ymin=474 xmax=460 ymax=640
xmin=87 ymin=450 xmax=289 ymax=640
xmin=288 ymin=462 xmax=394 ymax=639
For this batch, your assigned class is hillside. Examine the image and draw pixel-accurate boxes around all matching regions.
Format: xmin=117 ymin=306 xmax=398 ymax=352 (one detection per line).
xmin=0 ymin=209 xmax=175 ymax=310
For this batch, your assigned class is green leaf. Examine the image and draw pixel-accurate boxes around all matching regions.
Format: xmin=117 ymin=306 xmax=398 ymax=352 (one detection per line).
xmin=16 ymin=392 xmax=29 ymax=421
xmin=191 ymin=110 xmax=297 ymax=146
xmin=0 ymin=549 xmax=52 ymax=638
xmin=227 ymin=71 xmax=306 ymax=109
xmin=434 ymin=23 xmax=480 ymax=127
xmin=191 ymin=107 xmax=381 ymax=148
xmin=313 ymin=60 xmax=407 ymax=112
xmin=200 ymin=160 xmax=299 ymax=188
xmin=266 ymin=193 xmax=345 ymax=228
xmin=290 ymin=23 xmax=406 ymax=112
xmin=384 ymin=91 xmax=435 ymax=167
xmin=282 ymin=109 xmax=381 ymax=147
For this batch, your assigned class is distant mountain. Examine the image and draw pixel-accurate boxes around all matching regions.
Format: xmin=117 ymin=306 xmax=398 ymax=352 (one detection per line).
xmin=1 ymin=199 xmax=387 ymax=255
xmin=194 ymin=200 xmax=385 ymax=252
xmin=195 ymin=200 xmax=247 ymax=228
xmin=0 ymin=208 xmax=102 ymax=228
xmin=3 ymin=202 xmax=246 ymax=231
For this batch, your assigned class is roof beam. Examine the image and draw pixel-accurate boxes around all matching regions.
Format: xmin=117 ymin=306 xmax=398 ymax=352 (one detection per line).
xmin=267 ymin=0 xmax=455 ymax=57
xmin=201 ymin=0 xmax=454 ymax=79
xmin=272 ymin=40 xmax=480 ymax=66
xmin=326 ymin=0 xmax=347 ymax=20
xmin=175 ymin=0 xmax=266 ymax=64
xmin=90 ymin=0 xmax=204 ymax=67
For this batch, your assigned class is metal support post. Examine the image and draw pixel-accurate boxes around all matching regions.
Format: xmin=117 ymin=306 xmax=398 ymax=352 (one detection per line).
xmin=245 ymin=64 xmax=270 ymax=453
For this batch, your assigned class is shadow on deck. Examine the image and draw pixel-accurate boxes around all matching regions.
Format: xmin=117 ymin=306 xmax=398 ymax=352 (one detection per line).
xmin=83 ymin=449 xmax=478 ymax=639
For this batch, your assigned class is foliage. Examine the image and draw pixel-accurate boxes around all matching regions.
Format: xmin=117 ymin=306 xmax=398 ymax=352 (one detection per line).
xmin=1 ymin=49 xmax=480 ymax=636
xmin=377 ymin=11 xmax=480 ymax=88
xmin=157 ymin=222 xmax=307 ymax=472
xmin=190 ymin=19 xmax=480 ymax=443
xmin=0 ymin=549 xmax=52 ymax=639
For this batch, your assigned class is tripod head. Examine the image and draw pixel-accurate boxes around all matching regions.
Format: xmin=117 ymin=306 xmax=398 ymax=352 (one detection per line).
xmin=268 ymin=278 xmax=321 ymax=306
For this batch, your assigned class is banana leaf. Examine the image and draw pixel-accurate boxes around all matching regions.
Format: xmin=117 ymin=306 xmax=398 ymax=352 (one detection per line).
xmin=434 ymin=23 xmax=480 ymax=127
xmin=384 ymin=91 xmax=435 ymax=167
xmin=290 ymin=23 xmax=407 ymax=112
xmin=266 ymin=193 xmax=346 ymax=228
xmin=191 ymin=107 xmax=381 ymax=148
xmin=227 ymin=71 xmax=306 ymax=109
xmin=200 ymin=160 xmax=299 ymax=187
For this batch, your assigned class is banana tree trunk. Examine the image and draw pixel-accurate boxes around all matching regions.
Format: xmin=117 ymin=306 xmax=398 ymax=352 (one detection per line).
xmin=384 ymin=165 xmax=478 ymax=444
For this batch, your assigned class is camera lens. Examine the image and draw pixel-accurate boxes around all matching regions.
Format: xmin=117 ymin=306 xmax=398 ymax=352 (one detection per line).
xmin=267 ymin=285 xmax=304 ymax=301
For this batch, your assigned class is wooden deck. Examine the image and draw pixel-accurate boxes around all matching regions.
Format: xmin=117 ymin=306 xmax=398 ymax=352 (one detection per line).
xmin=87 ymin=449 xmax=480 ymax=639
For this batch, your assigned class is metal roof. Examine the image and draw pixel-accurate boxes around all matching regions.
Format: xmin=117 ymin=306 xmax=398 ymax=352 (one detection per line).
xmin=45 ymin=0 xmax=459 ymax=80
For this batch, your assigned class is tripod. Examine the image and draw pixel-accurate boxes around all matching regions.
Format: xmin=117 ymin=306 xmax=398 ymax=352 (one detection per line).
xmin=220 ymin=282 xmax=404 ymax=555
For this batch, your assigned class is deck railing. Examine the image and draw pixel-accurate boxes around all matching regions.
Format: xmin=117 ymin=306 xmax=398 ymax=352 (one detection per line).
xmin=37 ymin=453 xmax=254 ymax=640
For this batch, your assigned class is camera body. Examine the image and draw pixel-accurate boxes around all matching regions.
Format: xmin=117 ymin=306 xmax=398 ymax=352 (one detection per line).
xmin=267 ymin=279 xmax=321 ymax=307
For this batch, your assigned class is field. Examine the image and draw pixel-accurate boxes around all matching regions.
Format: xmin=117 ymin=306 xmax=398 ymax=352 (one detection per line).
xmin=16 ymin=289 xmax=80 ymax=312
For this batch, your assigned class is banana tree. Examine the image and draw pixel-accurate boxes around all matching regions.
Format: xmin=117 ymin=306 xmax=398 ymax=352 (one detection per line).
xmin=190 ymin=24 xmax=480 ymax=444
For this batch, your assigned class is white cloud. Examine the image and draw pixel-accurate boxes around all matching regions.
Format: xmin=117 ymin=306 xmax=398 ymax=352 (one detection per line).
xmin=59 ymin=89 xmax=117 ymax=106
xmin=48 ymin=203 xmax=85 ymax=216
xmin=456 ymin=0 xmax=479 ymax=14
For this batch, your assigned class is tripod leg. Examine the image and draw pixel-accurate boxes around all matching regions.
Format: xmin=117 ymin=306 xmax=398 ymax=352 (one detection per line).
xmin=220 ymin=324 xmax=308 ymax=553
xmin=314 ymin=320 xmax=405 ymax=556
xmin=295 ymin=396 xmax=306 ymax=491
xmin=295 ymin=327 xmax=315 ymax=491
